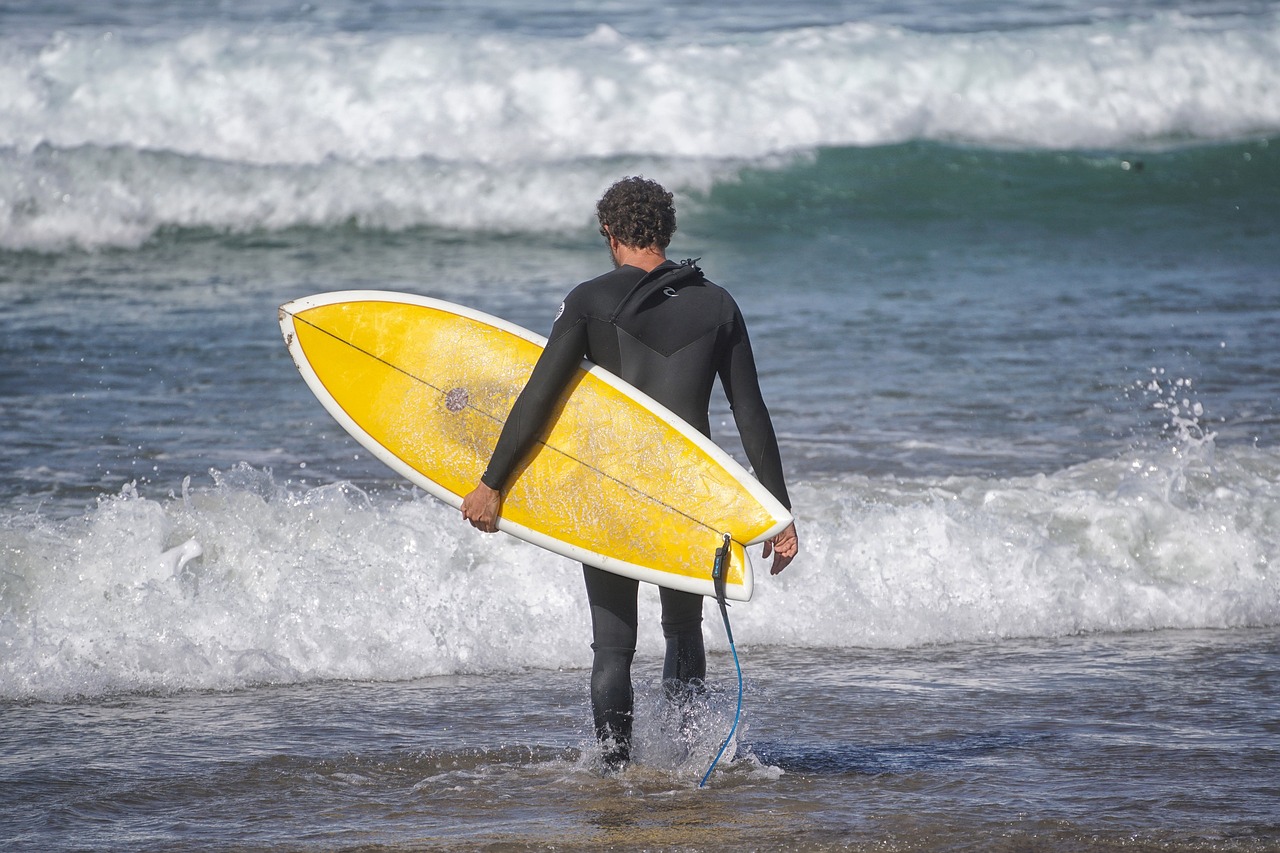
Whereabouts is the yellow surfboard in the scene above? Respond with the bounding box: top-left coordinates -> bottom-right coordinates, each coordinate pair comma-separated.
279,291 -> 792,601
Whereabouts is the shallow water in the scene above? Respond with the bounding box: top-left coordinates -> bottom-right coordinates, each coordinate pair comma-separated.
4,630 -> 1277,851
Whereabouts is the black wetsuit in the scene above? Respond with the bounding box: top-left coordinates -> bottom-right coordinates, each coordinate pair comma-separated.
481,259 -> 790,766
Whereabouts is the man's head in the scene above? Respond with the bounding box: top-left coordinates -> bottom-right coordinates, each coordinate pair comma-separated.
595,177 -> 676,250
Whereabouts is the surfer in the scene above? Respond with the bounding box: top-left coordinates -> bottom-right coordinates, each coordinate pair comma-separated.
461,176 -> 798,770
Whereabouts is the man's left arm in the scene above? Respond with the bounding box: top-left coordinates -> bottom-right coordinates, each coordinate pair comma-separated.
718,308 -> 797,574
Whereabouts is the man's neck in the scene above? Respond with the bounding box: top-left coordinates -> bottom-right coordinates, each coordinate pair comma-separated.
611,241 -> 667,272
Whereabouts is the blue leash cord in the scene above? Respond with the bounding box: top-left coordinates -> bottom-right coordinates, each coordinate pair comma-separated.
699,622 -> 743,787
700,534 -> 743,788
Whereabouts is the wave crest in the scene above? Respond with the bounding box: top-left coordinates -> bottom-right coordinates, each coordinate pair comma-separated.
6,18 -> 1278,164
3,15 -> 1278,250
3,438 -> 1277,701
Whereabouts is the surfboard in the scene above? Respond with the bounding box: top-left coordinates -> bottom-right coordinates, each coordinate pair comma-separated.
278,291 -> 792,601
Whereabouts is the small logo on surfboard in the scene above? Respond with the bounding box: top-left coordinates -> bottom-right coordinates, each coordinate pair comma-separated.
445,387 -> 469,412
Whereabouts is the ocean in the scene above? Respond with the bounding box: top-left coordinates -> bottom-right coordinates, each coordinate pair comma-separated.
2,0 -> 1278,849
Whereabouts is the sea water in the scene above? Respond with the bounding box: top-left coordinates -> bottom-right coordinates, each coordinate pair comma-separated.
2,0 -> 1279,850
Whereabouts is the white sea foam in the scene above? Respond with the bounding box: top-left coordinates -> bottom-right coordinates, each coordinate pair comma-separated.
0,144 -> 733,250
3,435 -> 1276,702
2,14 -> 1278,249
6,19 -> 1277,164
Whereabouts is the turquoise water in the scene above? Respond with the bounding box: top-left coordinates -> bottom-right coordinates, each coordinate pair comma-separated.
2,0 -> 1279,848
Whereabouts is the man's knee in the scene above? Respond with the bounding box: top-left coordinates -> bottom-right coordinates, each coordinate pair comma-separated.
660,611 -> 703,640
659,590 -> 704,639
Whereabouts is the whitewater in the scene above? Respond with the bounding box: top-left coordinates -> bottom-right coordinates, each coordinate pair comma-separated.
4,428 -> 1277,702
3,10 -> 1279,250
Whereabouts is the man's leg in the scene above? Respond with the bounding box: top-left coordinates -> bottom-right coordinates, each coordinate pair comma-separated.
659,587 -> 705,697
583,564 -> 638,769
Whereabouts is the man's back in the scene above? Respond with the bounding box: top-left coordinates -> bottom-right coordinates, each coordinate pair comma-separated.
558,260 -> 735,434
483,259 -> 788,508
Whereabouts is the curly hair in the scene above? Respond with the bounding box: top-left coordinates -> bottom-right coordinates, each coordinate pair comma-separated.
595,177 -> 676,250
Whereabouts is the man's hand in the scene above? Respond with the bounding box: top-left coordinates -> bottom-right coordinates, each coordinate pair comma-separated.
461,482 -> 502,533
762,521 -> 798,575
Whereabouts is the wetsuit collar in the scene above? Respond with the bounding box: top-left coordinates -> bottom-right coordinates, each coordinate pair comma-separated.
608,259 -> 704,325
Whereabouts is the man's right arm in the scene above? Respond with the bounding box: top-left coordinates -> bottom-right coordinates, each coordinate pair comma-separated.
461,312 -> 587,533
479,315 -> 588,492
460,481 -> 502,533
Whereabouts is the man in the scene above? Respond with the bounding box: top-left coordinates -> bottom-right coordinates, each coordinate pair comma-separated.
461,176 -> 798,770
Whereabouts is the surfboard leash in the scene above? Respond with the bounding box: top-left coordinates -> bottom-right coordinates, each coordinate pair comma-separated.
700,533 -> 744,788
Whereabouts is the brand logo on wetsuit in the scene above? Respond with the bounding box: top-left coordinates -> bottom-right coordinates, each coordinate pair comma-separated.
555,302 -> 565,322
663,287 -> 677,298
